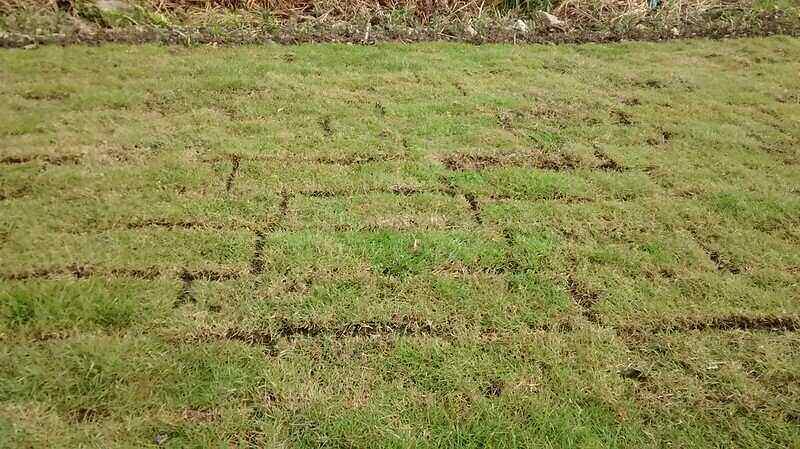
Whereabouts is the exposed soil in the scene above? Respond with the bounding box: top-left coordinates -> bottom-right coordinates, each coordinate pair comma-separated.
621,315 -> 800,335
69,407 -> 108,424
181,409 -> 218,423
0,154 -> 82,165
497,112 -> 514,131
463,193 -> 482,224
281,318 -> 441,339
110,267 -> 161,280
619,367 -> 648,382
593,150 -> 625,172
320,116 -> 333,137
620,97 -> 641,106
187,269 -> 242,281
390,185 -> 425,196
175,269 -> 196,306
126,219 -> 218,230
440,151 -> 579,171
225,154 -> 240,194
488,191 -> 594,203
483,379 -> 504,398
706,248 -> 741,274
249,231 -> 266,275
611,110 -> 635,126
441,153 -> 500,171
689,230 -> 742,274
1,267 -> 73,280
0,185 -> 33,201
193,316 -> 444,348
303,189 -> 342,198
438,175 -> 458,198
647,128 -> 673,146
1,265 -> 240,282
201,153 -> 400,166
314,154 -> 384,165
567,276 -> 601,323
502,228 -> 515,246
301,186 -> 441,198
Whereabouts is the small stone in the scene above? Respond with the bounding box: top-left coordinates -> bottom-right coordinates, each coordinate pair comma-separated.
540,11 -> 566,29
154,433 -> 169,446
512,19 -> 528,33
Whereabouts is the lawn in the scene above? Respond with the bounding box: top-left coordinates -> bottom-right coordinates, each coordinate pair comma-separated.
0,37 -> 799,448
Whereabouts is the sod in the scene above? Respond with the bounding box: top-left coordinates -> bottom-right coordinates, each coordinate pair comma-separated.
0,37 -> 799,448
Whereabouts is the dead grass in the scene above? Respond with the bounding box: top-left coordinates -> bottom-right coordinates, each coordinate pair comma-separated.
1,0 -> 796,46
555,0 -> 746,24
0,0 -> 766,24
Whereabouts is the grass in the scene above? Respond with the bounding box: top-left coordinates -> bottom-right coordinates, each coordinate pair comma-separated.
0,37 -> 799,448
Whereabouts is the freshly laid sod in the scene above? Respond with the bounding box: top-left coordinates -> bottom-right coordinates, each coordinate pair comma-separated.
1,37 -> 799,448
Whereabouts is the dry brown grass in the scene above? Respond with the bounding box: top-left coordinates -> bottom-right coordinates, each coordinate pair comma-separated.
0,0 -> 757,24
554,0 -> 749,24
1,0 -> 500,18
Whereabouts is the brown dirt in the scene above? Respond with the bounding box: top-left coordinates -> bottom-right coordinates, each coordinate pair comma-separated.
175,269 -> 196,306
225,154 -> 241,194
110,267 -> 161,279
0,154 -> 81,165
706,248 -> 741,274
390,185 -> 425,196
301,186 -> 440,198
567,276 -> 601,323
0,185 -> 33,201
191,316 -> 445,349
181,409 -> 219,423
125,219 -> 216,230
621,315 -> 800,335
619,367 -> 648,381
1,265 -> 244,282
483,379 -> 504,398
303,189 -> 342,198
69,407 -> 108,424
314,154 -> 384,165
593,149 -> 625,172
249,231 -> 266,275
463,192 -> 482,224
440,151 -> 579,171
689,230 -> 742,274
610,110 -> 634,126
647,128 -> 673,146
187,269 -> 242,281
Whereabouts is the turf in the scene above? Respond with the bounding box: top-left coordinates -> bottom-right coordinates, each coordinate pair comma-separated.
0,37 -> 799,448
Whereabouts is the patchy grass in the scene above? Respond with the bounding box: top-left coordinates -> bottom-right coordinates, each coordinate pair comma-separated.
1,37 -> 800,447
